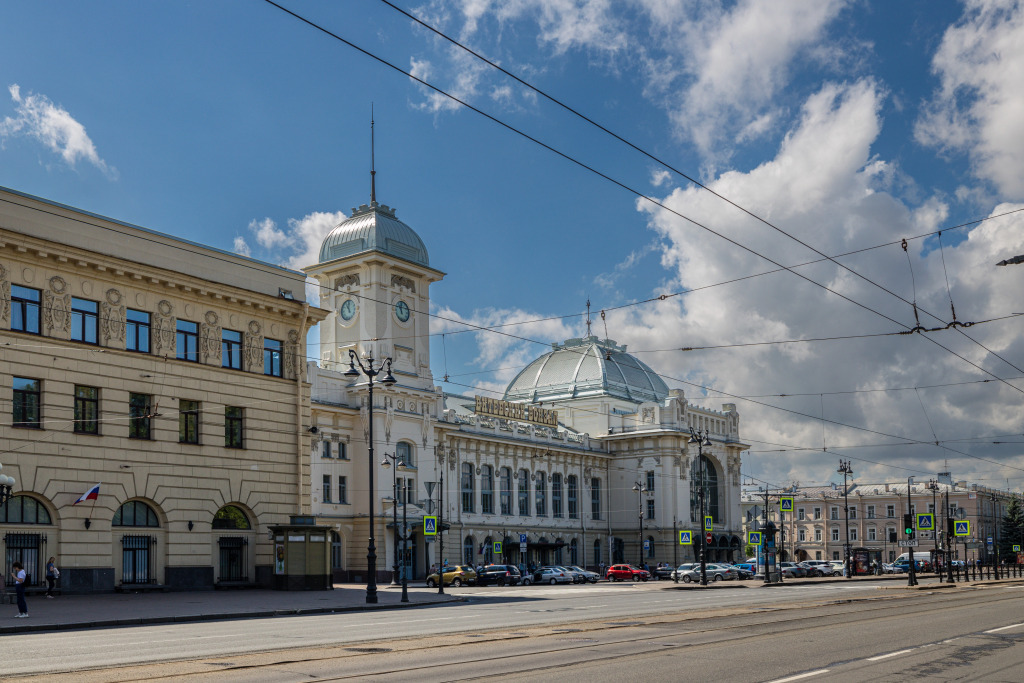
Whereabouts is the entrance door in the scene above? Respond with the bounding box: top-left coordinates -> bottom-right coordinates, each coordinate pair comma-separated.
400,534 -> 416,580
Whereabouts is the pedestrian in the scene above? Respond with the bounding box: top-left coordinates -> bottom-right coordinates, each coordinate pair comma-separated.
11,561 -> 27,618
45,557 -> 59,598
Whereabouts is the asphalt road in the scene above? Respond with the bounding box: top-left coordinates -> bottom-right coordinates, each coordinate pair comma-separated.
4,580 -> 1023,681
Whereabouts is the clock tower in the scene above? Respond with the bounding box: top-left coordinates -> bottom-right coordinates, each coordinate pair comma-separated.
304,199 -> 444,392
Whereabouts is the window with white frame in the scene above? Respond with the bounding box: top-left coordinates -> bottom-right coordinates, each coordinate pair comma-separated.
831,507 -> 839,520
867,505 -> 875,519
798,508 -> 805,520
831,527 -> 840,541
850,527 -> 858,541
887,504 -> 895,518
798,529 -> 806,542
814,528 -> 822,542
868,527 -> 876,541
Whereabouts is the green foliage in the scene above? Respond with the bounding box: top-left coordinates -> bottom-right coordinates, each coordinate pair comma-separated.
998,498 -> 1024,559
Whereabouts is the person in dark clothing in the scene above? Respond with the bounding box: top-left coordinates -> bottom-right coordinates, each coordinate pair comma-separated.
11,562 -> 28,617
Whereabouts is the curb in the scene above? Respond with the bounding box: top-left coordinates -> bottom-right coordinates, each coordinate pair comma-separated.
0,596 -> 466,635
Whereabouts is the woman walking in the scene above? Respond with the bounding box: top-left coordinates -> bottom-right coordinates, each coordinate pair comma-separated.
45,557 -> 58,598
11,561 -> 28,618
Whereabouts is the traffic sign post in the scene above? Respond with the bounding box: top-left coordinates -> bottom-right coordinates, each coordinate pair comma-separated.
779,497 -> 793,512
899,539 -> 919,548
704,515 -> 713,531
954,521 -> 970,537
493,541 -> 502,555
423,516 -> 437,535
916,513 -> 934,531
748,531 -> 762,546
705,531 -> 713,544
679,530 -> 692,545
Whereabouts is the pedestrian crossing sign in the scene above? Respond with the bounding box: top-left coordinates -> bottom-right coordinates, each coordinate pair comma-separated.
424,516 -> 437,535
748,531 -> 762,546
917,513 -> 934,531
780,497 -> 793,512
954,520 -> 970,537
679,530 -> 692,545
1014,545 -> 1021,553
493,541 -> 502,554
704,515 -> 713,531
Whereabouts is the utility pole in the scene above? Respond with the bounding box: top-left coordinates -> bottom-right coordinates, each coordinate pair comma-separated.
633,481 -> 647,566
689,428 -> 711,586
838,460 -> 853,579
907,477 -> 918,587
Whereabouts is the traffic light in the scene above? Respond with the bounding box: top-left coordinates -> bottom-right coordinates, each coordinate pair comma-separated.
947,518 -> 955,536
904,513 -> 915,538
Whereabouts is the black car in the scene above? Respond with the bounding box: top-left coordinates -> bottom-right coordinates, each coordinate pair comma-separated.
651,565 -> 675,580
475,564 -> 522,586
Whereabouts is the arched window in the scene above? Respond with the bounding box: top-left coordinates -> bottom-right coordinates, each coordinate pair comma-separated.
593,539 -> 602,566
396,441 -> 413,467
647,535 -> 656,559
213,505 -> 251,530
552,473 -> 563,518
499,467 -> 512,514
689,455 -> 720,523
461,462 -> 475,513
567,475 -> 578,519
569,538 -> 578,566
481,465 -> 494,514
463,536 -> 474,566
518,469 -> 530,516
554,538 -> 564,565
0,495 -> 52,524
535,471 -> 547,516
113,500 -> 159,527
483,536 -> 493,564
331,531 -> 343,569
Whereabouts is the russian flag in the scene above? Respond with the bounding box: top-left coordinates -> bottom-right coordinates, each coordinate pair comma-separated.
73,483 -> 100,505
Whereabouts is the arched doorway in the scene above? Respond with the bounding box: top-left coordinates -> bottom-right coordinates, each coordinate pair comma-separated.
113,500 -> 162,586
1,495 -> 55,587
213,505 -> 252,583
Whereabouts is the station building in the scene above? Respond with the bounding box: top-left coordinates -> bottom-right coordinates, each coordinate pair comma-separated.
0,186 -> 327,592
304,192 -> 750,582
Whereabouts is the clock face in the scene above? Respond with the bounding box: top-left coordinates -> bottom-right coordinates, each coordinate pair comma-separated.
395,300 -> 410,322
340,299 -> 356,321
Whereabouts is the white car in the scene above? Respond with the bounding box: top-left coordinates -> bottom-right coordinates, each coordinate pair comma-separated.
803,560 -> 836,576
533,567 -> 574,585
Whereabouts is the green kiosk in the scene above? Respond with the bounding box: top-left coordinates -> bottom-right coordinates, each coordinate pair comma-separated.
269,516 -> 332,590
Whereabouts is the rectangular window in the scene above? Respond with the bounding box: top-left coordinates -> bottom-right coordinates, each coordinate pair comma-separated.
590,478 -> 601,520
645,470 -> 655,492
567,476 -> 578,519
535,472 -> 546,517
461,463 -> 475,514
11,285 -> 41,334
868,527 -> 877,541
338,476 -> 348,504
222,329 -> 242,369
552,475 -> 563,518
831,507 -> 839,520
813,507 -> 821,520
13,377 -> 41,428
814,528 -> 822,542
887,504 -> 895,518
833,551 -> 840,561
129,393 -> 152,439
518,470 -> 530,516
264,338 -> 282,377
798,529 -> 806,542
500,469 -> 512,515
322,441 -> 332,458
815,551 -> 822,561
179,399 -> 200,444
322,475 -> 331,504
71,298 -> 99,344
73,385 -> 99,434
338,442 -> 348,460
797,508 -> 805,520
867,505 -> 876,519
646,498 -> 655,520
849,507 -> 857,519
481,467 -> 494,515
849,527 -> 858,541
126,309 -> 151,353
225,406 -> 244,448
831,527 -> 840,541
176,320 -> 199,362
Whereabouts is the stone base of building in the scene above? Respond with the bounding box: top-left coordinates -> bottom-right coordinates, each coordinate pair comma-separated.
165,566 -> 214,591
270,574 -> 333,590
62,567 -> 115,594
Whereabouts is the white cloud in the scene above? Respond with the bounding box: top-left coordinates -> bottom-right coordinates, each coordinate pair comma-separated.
248,217 -> 288,249
0,84 -> 116,177
650,169 -> 671,187
232,235 -> 251,257
916,0 -> 1024,199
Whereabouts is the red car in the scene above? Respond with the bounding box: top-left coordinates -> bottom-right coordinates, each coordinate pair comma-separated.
605,564 -> 650,582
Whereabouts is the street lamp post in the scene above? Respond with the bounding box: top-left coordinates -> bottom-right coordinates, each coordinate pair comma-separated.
343,348 -> 397,604
689,427 -> 711,586
944,486 -> 955,584
632,482 -> 646,567
838,460 -> 853,579
907,476 -> 918,587
989,493 -> 1000,579
928,480 -> 939,575
382,453 -> 410,603
0,463 -> 15,508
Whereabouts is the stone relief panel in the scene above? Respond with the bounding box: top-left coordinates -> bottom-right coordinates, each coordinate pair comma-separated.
335,274 -> 360,289
0,263 -> 9,327
200,311 -> 222,365
390,274 -> 415,293
284,329 -> 299,380
243,320 -> 263,372
43,276 -> 71,338
153,300 -> 176,356
100,288 -> 126,347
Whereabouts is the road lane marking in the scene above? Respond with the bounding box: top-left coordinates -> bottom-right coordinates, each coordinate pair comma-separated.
764,669 -> 829,683
984,623 -> 1024,633
867,648 -> 915,661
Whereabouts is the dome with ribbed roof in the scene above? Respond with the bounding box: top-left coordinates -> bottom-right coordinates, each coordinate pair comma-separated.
504,337 -> 669,405
318,201 -> 429,267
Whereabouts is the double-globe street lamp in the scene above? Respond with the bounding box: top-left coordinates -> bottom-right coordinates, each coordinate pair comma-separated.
343,348 -> 396,605
0,462 -> 15,507
382,452 -> 410,603
837,460 -> 853,579
688,427 -> 711,586
632,482 -> 647,567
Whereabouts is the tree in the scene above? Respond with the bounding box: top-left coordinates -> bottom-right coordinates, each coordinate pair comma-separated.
998,498 -> 1024,561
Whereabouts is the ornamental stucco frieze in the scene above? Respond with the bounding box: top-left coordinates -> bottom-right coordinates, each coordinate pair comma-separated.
100,288 -> 126,347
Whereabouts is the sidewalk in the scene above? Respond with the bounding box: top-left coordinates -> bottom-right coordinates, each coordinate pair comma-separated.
0,583 -> 462,635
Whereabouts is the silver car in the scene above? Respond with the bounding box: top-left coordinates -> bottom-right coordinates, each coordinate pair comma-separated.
672,562 -> 737,583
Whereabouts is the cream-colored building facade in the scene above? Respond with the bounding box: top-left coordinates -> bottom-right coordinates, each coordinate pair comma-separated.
304,195 -> 750,582
0,186 -> 326,592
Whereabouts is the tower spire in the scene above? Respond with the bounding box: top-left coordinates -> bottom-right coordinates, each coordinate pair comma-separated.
370,103 -> 376,205
585,298 -> 592,337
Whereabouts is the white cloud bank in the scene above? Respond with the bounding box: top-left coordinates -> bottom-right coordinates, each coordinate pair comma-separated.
0,85 -> 116,178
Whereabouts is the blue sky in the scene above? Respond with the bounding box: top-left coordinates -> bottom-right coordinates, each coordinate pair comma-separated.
3,0 -> 1024,491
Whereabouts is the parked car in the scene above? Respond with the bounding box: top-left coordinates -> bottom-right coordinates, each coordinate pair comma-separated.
533,567 -> 574,584
545,566 -> 584,583
882,562 -> 896,574
892,559 -> 930,574
426,565 -> 477,587
730,564 -> 755,580
802,560 -> 835,577
733,562 -> 757,574
606,564 -> 650,582
780,565 -> 801,578
673,563 -> 737,583
651,565 -> 676,580
780,562 -> 807,577
475,564 -> 522,586
569,565 -> 601,583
